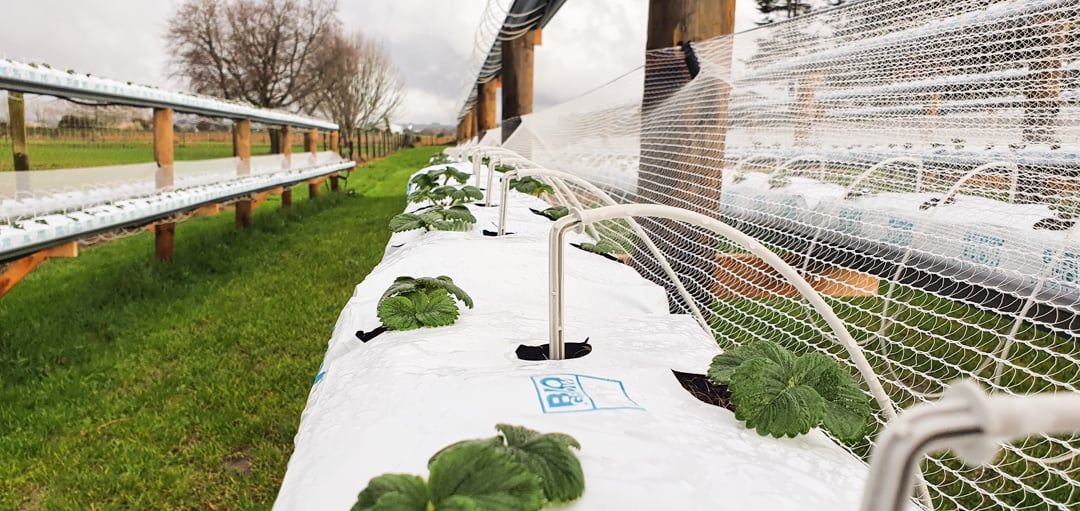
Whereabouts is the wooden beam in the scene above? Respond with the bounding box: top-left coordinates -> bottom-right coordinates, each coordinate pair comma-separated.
282,188 -> 293,208
7,92 -> 30,196
252,187 -> 284,210
533,29 -> 542,46
330,130 -> 340,153
0,242 -> 78,298
154,108 -> 175,262
146,203 -> 221,233
235,119 -> 253,228
501,30 -> 536,142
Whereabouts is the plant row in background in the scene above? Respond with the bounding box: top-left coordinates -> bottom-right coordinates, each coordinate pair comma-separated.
390,165 -> 482,233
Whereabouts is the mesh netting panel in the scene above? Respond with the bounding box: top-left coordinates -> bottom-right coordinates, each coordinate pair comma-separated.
492,1 -> 1080,509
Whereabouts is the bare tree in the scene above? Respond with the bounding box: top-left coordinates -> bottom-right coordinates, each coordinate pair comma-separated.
309,29 -> 404,148
166,0 -> 340,150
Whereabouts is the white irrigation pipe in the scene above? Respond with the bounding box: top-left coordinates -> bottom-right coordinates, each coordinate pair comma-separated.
861,380 -> 1080,511
500,169 -> 710,336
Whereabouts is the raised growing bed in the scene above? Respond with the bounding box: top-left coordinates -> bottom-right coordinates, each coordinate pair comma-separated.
273,157 -> 891,511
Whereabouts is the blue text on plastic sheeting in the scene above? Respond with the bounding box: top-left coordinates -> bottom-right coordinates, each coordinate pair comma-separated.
531,374 -> 643,414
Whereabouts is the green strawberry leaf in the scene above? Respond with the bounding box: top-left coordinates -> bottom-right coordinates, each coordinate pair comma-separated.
389,213 -> 428,233
440,205 -> 477,224
353,474 -> 429,511
418,276 -> 474,308
428,442 -> 544,511
377,295 -> 421,331
540,206 -> 569,220
708,340 -> 793,385
495,424 -> 584,503
729,357 -> 826,438
414,290 -> 460,327
801,354 -> 871,442
450,186 -> 484,204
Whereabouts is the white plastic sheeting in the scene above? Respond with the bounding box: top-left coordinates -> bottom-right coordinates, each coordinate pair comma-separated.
273,161 -> 883,511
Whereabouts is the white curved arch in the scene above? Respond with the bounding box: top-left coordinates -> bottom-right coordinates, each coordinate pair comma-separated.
845,157 -> 926,197
942,161 -> 1020,204
500,168 -> 712,336
552,204 -> 899,424
770,154 -> 828,187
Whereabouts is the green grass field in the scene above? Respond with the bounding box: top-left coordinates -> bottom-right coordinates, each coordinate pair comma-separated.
0,146 -> 441,510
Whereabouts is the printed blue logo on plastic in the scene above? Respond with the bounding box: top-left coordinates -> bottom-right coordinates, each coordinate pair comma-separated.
531,373 -> 643,414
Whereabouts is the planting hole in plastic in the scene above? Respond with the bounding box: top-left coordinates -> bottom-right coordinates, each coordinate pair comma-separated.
515,339 -> 592,361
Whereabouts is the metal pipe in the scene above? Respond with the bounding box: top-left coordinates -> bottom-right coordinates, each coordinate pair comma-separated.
504,168 -> 711,335
548,216 -> 577,360
861,380 -> 1080,511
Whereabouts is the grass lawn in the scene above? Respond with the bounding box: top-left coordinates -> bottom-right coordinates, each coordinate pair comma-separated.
0,146 -> 443,510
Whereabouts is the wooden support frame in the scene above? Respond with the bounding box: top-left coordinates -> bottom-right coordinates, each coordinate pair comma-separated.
281,125 -> 293,169
305,130 -> 320,199
153,107 -> 175,262
478,79 -> 498,133
713,253 -> 878,299
0,242 -> 78,298
501,30 -> 536,142
7,91 -> 30,196
235,119 -> 254,228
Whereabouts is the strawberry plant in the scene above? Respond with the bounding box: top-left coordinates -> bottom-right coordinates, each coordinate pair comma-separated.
389,206 -> 477,233
393,166 -> 482,233
377,276 -> 474,331
509,176 -> 555,197
353,424 -> 584,511
428,153 -> 452,165
707,340 -> 871,442
531,206 -> 569,220
576,239 -> 621,257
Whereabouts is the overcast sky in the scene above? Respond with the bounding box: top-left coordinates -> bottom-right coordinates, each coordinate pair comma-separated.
1,1 -> 762,126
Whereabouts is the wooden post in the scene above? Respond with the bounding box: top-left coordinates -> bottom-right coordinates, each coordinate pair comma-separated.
478,78 -> 499,137
235,119 -> 253,228
501,31 -> 536,142
306,128 -> 320,198
281,125 -> 293,169
794,73 -> 823,146
7,92 -> 30,196
635,0 -> 736,309
154,108 -> 175,262
464,112 -> 472,140
329,129 -> 341,191
1023,18 -> 1068,145
1019,17 -> 1070,203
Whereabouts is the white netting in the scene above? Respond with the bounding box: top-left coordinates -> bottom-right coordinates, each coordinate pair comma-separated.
473,1 -> 1080,509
